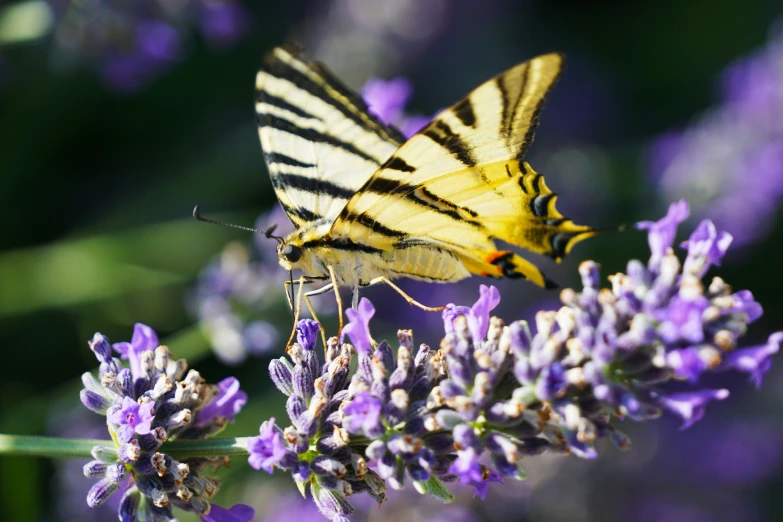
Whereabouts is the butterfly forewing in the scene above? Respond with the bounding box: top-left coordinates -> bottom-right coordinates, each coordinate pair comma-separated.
255,44 -> 405,228
329,53 -> 597,287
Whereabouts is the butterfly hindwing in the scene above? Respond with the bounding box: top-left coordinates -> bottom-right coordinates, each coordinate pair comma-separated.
329,53 -> 597,287
255,44 -> 405,228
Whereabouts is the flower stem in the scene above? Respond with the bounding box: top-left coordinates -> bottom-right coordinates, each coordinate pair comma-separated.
0,434 -> 252,459
0,434 -> 108,459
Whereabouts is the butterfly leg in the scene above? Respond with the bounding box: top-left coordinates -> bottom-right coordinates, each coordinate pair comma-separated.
364,276 -> 447,312
303,282 -> 337,351
284,276 -> 328,311
326,265 -> 344,337
286,276 -> 332,349
286,275 -> 308,348
351,285 -> 359,310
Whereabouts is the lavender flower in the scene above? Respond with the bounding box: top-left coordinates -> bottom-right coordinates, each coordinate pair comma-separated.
47,0 -> 250,92
79,323 -> 254,522
650,25 -> 783,245
249,200 -> 779,520
362,77 -> 431,137
190,240 -> 283,364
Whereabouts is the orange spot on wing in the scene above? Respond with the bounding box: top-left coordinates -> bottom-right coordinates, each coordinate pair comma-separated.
485,251 -> 510,264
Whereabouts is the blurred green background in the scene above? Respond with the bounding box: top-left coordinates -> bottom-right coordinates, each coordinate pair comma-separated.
2,0 -> 783,521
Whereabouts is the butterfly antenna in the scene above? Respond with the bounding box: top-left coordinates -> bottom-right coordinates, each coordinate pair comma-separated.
264,223 -> 285,244
192,205 -> 261,234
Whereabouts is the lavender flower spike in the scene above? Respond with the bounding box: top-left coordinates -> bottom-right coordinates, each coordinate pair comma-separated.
79,324 -> 253,521
248,201 -> 779,521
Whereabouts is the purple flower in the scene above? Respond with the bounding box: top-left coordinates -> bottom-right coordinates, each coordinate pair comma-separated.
136,20 -> 182,62
362,77 -> 413,126
681,220 -> 733,277
342,392 -> 383,437
442,284 -> 500,341
666,348 -> 707,383
470,469 -> 504,500
198,1 -> 251,50
729,290 -> 763,322
198,377 -> 247,425
112,323 -> 158,378
636,200 -> 689,269
449,448 -> 483,485
361,77 -> 432,138
341,298 -> 375,354
201,503 -> 255,522
723,332 -> 783,388
248,418 -> 288,473
468,285 -> 501,341
296,319 -> 320,351
651,27 -> 783,246
109,397 -> 155,443
81,325 -> 242,519
442,305 -> 471,335
657,389 -> 729,429
88,333 -> 112,363
656,295 -> 708,345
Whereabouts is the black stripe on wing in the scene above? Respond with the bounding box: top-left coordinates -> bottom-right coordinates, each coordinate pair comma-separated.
421,120 -> 477,167
272,172 -> 355,200
340,211 -> 408,239
256,91 -> 322,121
263,114 -> 379,164
264,153 -> 316,170
301,237 -> 384,254
261,47 -> 406,146
278,200 -> 321,224
363,176 -> 482,224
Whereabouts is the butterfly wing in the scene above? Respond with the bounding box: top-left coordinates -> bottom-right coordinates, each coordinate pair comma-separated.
329,53 -> 597,287
255,44 -> 406,228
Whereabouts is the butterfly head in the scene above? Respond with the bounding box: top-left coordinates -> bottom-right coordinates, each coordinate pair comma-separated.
277,241 -> 303,269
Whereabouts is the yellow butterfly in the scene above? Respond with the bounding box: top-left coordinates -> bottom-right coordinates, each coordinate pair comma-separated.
252,44 -> 599,338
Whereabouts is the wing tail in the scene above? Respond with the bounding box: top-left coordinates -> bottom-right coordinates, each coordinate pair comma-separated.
465,160 -> 600,262
454,249 -> 557,288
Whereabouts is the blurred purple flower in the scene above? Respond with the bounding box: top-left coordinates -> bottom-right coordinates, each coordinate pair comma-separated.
201,503 -> 255,522
722,332 -> 783,388
199,1 -> 251,50
470,469 -> 504,500
636,199 -> 689,269
361,77 -> 431,138
189,238 -> 284,364
48,0 -> 251,92
657,389 -> 729,430
650,25 -> 783,246
656,295 -> 708,345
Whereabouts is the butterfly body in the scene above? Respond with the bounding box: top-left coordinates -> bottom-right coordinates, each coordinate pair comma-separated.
277,221 -> 470,288
258,44 -> 601,304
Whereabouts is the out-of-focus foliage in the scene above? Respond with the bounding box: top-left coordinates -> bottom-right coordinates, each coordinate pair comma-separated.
2,0 -> 783,521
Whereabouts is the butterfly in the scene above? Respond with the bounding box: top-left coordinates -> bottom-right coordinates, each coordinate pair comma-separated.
253,43 -> 599,336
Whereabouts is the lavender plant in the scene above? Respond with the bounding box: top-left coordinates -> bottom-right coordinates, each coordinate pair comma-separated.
47,0 -> 250,91
79,324 -> 254,521
246,200 -> 780,520
0,201 -> 777,522
651,24 -> 783,246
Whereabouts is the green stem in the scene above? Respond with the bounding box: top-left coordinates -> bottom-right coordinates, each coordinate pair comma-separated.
0,435 -> 108,459
0,434 -> 252,460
